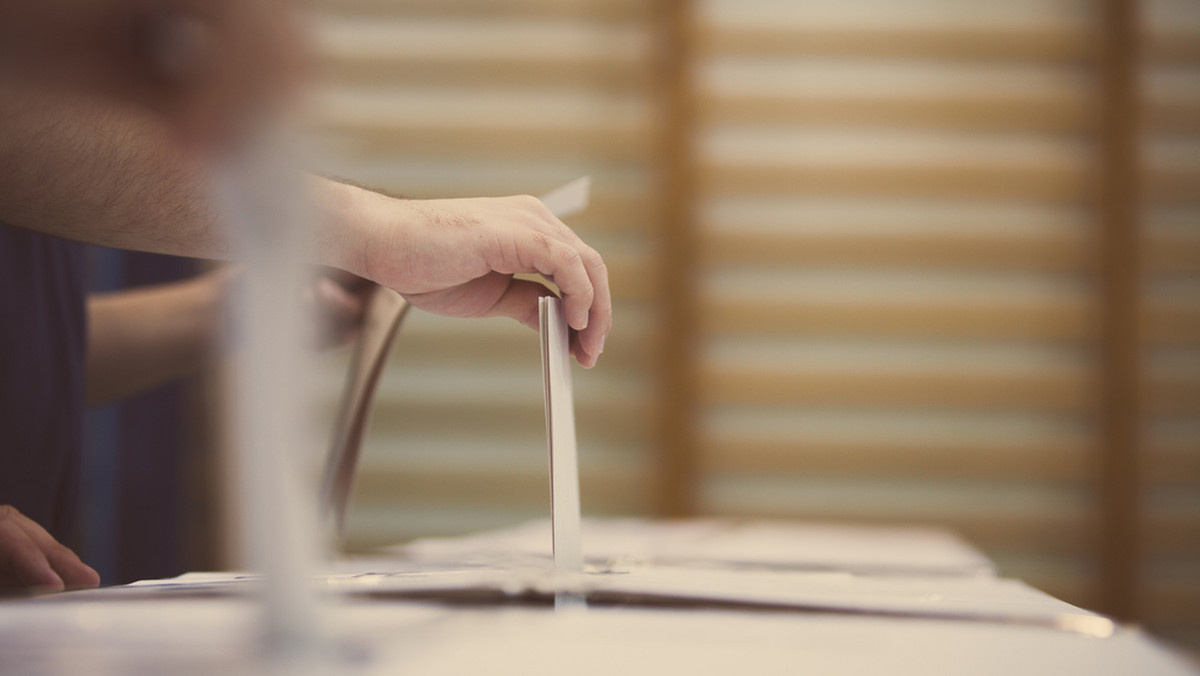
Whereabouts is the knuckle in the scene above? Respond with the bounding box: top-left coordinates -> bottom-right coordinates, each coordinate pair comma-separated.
585,248 -> 607,272
557,245 -> 583,269
532,231 -> 554,254
0,505 -> 16,522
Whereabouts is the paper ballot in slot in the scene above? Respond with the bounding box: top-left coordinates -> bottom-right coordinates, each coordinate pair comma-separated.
539,296 -> 583,576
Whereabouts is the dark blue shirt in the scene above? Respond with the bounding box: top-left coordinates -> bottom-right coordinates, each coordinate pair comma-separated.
0,222 -> 86,543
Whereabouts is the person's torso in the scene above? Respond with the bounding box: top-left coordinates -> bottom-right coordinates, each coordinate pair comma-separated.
0,221 -> 86,542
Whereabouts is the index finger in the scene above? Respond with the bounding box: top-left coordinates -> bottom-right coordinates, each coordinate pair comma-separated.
523,199 -> 611,364
572,243 -> 610,363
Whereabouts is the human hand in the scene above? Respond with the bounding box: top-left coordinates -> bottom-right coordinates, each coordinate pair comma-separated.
342,189 -> 611,368
0,506 -> 100,592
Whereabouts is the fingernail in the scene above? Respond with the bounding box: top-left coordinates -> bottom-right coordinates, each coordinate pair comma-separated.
598,333 -> 607,354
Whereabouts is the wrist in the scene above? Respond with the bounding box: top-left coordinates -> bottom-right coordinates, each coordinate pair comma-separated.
311,178 -> 394,279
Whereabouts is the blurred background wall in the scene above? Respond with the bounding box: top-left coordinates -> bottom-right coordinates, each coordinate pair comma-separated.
285,0 -> 1197,652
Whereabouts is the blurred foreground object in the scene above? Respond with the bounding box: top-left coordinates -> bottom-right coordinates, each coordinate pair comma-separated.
0,0 -> 303,147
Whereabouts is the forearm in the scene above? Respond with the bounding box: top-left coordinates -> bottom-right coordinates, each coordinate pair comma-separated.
0,85 -> 231,258
86,271 -> 229,404
0,86 -> 363,271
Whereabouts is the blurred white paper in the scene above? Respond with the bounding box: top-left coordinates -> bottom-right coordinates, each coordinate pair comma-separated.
539,176 -> 591,218
540,297 -> 583,577
534,175 -> 591,584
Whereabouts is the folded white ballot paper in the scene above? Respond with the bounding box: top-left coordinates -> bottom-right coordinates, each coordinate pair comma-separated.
538,175 -> 590,580
540,295 -> 583,577
535,175 -> 590,580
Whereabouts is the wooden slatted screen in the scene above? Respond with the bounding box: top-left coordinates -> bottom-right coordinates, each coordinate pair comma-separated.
1140,0 -> 1200,652
690,0 -> 1105,611
301,0 -> 657,546
295,0 -> 1198,654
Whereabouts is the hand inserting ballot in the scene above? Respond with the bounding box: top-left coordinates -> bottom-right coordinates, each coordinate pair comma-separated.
322,185 -> 612,368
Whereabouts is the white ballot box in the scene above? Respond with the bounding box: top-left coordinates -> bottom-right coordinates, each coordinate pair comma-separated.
1,519 -> 1196,676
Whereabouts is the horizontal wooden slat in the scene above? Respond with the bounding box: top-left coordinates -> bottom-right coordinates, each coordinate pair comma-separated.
700,366 -> 1092,411
703,439 -> 1200,484
382,329 -> 647,371
301,0 -> 645,20
361,398 -> 649,444
704,296 -> 1199,343
696,24 -> 1095,62
1146,232 -> 1200,274
699,161 -> 1089,201
1144,443 -> 1200,484
700,229 -> 1090,272
1147,302 -> 1200,344
316,371 -> 648,417
700,91 -> 1090,132
1144,514 -> 1200,555
604,255 -> 650,302
1147,28 -> 1200,64
1147,167 -> 1200,205
700,438 -> 1089,481
351,465 -> 652,511
1146,97 -> 1200,134
316,52 -> 646,90
315,119 -> 650,160
702,296 -> 1092,341
699,24 -> 1198,63
1137,516 -> 1200,557
558,196 -> 656,234
701,228 -> 1193,274
1146,372 -> 1200,414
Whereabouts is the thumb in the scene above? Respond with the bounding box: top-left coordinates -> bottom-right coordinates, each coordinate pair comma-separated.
476,275 -> 555,331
